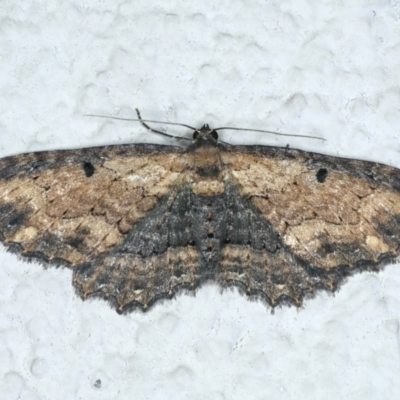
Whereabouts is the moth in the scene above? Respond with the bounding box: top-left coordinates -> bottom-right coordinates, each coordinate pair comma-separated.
1,109 -> 399,313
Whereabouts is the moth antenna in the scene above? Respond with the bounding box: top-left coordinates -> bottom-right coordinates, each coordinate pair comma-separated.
85,109 -> 195,142
86,111 -> 325,142
214,126 -> 326,142
135,109 -> 193,142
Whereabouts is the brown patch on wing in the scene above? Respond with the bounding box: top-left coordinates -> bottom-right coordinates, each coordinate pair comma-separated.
221,150 -> 400,271
73,246 -> 199,311
0,152 -> 191,266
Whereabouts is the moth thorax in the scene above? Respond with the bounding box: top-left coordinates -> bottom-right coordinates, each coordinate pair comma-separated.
194,146 -> 221,177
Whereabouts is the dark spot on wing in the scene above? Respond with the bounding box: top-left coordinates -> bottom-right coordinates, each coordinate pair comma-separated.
316,168 -> 328,183
67,236 -> 85,249
75,262 -> 96,280
374,215 -> 400,247
8,212 -> 28,227
0,204 -> 33,238
322,242 -> 334,254
83,162 -> 95,178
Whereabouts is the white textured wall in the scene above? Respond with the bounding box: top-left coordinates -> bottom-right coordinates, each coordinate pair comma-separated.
1,1 -> 400,399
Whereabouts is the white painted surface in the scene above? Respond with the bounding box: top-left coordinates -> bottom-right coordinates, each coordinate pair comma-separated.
1,1 -> 400,399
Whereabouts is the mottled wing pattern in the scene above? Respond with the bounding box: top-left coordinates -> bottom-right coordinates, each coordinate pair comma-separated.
2,137 -> 400,313
220,147 -> 400,305
73,184 -> 202,311
0,144 -> 200,310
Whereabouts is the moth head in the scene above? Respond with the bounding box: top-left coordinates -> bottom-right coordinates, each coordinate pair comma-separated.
193,124 -> 219,142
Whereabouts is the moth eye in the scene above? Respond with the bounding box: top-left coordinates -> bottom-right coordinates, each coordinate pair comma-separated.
193,131 -> 199,139
316,168 -> 328,183
211,130 -> 218,140
83,162 -> 95,178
